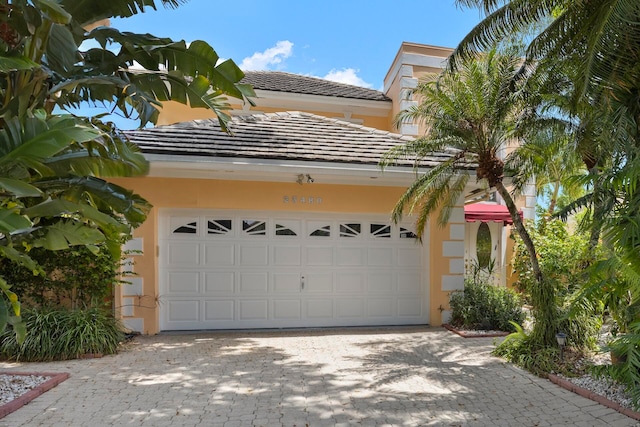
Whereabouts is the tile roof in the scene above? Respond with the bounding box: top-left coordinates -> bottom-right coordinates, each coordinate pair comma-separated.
241,71 -> 390,102
126,112 -> 464,168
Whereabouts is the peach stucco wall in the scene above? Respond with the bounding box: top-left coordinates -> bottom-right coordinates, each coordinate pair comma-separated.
156,101 -> 391,131
111,176 -> 454,333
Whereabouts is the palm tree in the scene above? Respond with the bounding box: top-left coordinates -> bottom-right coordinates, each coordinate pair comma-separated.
381,48 -> 560,346
0,0 -> 255,340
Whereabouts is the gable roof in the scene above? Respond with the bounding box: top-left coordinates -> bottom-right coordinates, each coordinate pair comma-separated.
241,71 -> 390,102
126,111 -> 462,168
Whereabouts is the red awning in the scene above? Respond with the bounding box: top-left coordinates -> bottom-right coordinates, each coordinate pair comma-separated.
464,203 -> 522,226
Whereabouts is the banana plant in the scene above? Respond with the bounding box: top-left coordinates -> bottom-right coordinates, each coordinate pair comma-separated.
1,0 -> 254,342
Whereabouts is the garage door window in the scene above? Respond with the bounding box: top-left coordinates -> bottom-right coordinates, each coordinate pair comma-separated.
173,221 -> 197,234
275,223 -> 297,236
340,223 -> 361,238
207,219 -> 232,235
243,220 -> 266,236
310,224 -> 331,237
370,224 -> 391,238
400,228 -> 417,239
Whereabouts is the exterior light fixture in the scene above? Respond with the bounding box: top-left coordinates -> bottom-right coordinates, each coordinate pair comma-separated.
306,174 -> 314,183
555,332 -> 567,361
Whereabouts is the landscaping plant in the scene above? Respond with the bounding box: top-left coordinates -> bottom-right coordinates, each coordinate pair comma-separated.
0,307 -> 123,361
449,280 -> 524,332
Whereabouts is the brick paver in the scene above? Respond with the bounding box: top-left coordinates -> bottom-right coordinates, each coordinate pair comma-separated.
0,327 -> 637,426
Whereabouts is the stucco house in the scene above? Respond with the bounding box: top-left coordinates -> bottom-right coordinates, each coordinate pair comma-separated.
114,42 -> 534,334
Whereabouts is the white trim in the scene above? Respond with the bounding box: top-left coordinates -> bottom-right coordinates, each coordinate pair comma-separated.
146,154 -> 427,187
384,52 -> 448,93
249,89 -> 391,117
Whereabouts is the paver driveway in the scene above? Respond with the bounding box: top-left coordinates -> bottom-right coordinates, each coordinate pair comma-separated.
0,326 -> 636,426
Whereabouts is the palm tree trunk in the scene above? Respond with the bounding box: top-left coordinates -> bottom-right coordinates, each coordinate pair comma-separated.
495,181 -> 558,347
547,183 -> 560,217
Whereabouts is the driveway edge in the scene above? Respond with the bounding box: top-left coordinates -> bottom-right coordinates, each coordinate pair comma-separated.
548,373 -> 640,421
0,372 -> 70,419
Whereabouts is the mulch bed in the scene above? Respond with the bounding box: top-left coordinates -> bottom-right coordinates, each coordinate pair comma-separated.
0,372 -> 69,419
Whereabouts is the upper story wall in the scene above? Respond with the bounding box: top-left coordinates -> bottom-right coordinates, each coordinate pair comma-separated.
383,42 -> 451,136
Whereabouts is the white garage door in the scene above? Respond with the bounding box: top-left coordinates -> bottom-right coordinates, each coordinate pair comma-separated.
159,210 -> 428,330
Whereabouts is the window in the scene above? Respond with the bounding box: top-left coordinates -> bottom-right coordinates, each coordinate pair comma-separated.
399,228 -> 417,239
476,222 -> 492,268
243,220 -> 266,236
340,223 -> 361,238
310,225 -> 331,237
275,224 -> 297,236
370,224 -> 391,238
207,219 -> 232,235
173,221 -> 197,234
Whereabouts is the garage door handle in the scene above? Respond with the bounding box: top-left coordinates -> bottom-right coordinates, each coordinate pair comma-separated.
301,276 -> 305,290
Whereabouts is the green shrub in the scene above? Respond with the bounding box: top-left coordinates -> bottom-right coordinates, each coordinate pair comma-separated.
0,307 -> 124,361
493,323 -> 560,376
449,280 -> 525,331
0,246 -> 120,309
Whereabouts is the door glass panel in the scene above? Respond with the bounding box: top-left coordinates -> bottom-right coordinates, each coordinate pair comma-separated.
173,221 -> 197,234
370,224 -> 391,238
310,225 -> 331,237
340,223 -> 361,237
275,224 -> 297,236
399,228 -> 417,239
476,222 -> 492,268
207,219 -> 232,235
243,220 -> 266,236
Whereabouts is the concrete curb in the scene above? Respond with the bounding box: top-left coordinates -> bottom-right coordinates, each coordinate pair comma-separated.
548,373 -> 640,421
0,372 -> 70,419
442,323 -> 510,338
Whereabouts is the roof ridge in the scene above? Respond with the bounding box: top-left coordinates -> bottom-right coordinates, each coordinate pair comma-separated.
243,70 -> 383,93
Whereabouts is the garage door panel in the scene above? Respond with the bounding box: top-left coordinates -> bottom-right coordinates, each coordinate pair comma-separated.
167,271 -> 199,294
240,245 -> 268,266
337,298 -> 364,318
336,272 -> 364,292
204,272 -> 234,294
306,299 -> 333,318
368,248 -> 393,266
167,300 -> 200,321
273,273 -> 301,293
239,300 -> 268,320
204,244 -> 235,266
273,245 -> 301,266
167,243 -> 199,266
337,247 -> 365,266
239,272 -> 268,294
160,211 -> 427,330
397,272 -> 421,293
273,300 -> 301,319
368,298 -> 394,317
306,273 -> 333,292
368,272 -> 394,292
398,298 -> 422,316
204,300 -> 235,320
305,246 -> 333,265
398,248 -> 421,266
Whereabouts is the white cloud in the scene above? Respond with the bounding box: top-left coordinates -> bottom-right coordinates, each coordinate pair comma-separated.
240,40 -> 294,71
323,68 -> 373,88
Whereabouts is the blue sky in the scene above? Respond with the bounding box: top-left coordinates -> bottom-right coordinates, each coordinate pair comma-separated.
98,1 -> 484,128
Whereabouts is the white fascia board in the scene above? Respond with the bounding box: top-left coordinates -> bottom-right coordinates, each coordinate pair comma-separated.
145,153 -> 422,187
144,154 -> 481,190
250,90 -> 391,117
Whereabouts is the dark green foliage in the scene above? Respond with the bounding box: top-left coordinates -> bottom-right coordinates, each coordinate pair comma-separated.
557,307 -> 601,351
0,245 -> 118,309
0,308 -> 124,361
593,320 -> 640,410
449,281 -> 525,332
493,323 -> 560,376
512,218 -> 591,301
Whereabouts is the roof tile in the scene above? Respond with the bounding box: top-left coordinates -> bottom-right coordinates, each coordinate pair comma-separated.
126,112 -> 466,168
